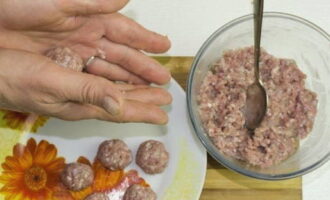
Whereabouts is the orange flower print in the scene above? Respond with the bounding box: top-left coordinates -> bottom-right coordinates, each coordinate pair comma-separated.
2,110 -> 49,133
0,138 -> 65,200
69,157 -> 148,200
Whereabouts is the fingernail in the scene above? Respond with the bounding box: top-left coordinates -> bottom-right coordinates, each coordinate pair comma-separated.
103,97 -> 120,115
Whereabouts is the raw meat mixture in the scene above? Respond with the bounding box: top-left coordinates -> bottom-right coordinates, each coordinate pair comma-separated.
198,47 -> 317,168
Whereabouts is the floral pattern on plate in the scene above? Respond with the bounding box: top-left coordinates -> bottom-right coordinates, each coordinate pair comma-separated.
0,110 -> 48,133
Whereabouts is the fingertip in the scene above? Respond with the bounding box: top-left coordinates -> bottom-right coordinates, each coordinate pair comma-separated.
150,57 -> 172,85
153,109 -> 169,125
164,71 -> 172,84
144,61 -> 171,85
155,88 -> 172,105
148,33 -> 172,53
111,0 -> 130,11
147,103 -> 169,124
163,35 -> 172,51
165,90 -> 173,104
156,69 -> 172,85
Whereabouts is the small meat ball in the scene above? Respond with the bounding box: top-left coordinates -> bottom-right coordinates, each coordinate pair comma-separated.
61,163 -> 94,191
45,47 -> 84,71
123,184 -> 157,200
84,192 -> 109,200
97,139 -> 132,170
136,140 -> 169,174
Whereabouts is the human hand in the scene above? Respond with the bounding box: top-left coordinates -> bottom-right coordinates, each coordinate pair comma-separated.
0,48 -> 171,124
0,0 -> 171,85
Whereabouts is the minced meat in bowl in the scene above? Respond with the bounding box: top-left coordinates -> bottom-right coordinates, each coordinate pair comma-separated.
187,12 -> 330,180
198,46 -> 317,168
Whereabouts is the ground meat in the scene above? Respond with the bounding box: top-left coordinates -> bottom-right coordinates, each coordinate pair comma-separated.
97,139 -> 132,170
198,47 -> 317,168
45,47 -> 84,71
136,140 -> 169,174
123,184 -> 157,200
61,163 -> 94,191
84,192 -> 109,200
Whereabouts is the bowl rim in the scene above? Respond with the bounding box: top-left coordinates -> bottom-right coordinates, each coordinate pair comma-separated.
186,11 -> 330,180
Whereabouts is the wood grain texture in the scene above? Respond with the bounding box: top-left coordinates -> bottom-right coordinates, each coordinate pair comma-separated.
154,56 -> 302,200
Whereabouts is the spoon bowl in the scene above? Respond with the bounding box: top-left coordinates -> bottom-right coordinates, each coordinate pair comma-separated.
245,81 -> 267,130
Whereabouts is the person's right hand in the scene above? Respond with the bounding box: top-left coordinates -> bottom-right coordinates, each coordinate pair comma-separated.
0,48 -> 171,124
0,0 -> 171,85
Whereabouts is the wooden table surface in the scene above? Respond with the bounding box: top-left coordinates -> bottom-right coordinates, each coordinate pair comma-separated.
155,57 -> 302,200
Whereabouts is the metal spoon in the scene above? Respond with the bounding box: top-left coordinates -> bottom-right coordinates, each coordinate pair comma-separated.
244,0 -> 267,131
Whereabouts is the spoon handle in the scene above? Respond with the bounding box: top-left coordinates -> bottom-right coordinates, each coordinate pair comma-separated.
253,0 -> 264,82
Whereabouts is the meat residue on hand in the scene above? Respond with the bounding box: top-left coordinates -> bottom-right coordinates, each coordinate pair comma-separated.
45,47 -> 84,72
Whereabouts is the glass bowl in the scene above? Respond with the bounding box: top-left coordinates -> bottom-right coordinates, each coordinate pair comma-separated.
187,12 -> 330,180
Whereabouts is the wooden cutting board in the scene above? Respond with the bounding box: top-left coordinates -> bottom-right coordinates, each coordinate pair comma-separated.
154,56 -> 302,200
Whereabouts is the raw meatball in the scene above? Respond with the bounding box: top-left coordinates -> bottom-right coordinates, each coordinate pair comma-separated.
84,193 -> 109,200
45,47 -> 84,71
61,163 -> 94,191
123,184 -> 157,200
97,139 -> 132,170
136,140 -> 169,174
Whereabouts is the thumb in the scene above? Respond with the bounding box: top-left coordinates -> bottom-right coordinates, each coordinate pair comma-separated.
53,68 -> 123,115
57,0 -> 129,16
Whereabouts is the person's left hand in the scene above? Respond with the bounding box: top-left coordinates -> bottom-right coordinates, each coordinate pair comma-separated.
0,48 -> 171,124
0,0 -> 171,85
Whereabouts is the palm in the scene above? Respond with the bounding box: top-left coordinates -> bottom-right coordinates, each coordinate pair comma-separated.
2,8 -> 105,58
25,17 -> 105,57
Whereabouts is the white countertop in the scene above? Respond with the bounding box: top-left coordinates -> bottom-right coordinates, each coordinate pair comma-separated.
122,0 -> 329,56
122,0 -> 330,199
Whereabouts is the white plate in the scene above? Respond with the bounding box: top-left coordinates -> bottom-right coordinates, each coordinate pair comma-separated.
0,79 -> 206,200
